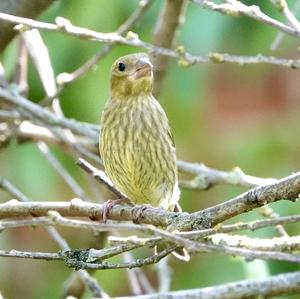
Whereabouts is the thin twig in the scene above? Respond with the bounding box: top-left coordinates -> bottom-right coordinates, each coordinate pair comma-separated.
271,0 -> 300,50
207,233 -> 300,252
77,158 -> 125,199
258,205 -> 289,237
178,214 -> 300,238
0,87 -> 99,139
271,0 -> 300,31
177,161 -> 277,189
0,177 -> 28,202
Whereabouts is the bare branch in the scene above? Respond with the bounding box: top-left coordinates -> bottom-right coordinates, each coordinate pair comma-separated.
271,0 -> 300,50
178,214 -> 300,238
0,87 -> 99,139
77,158 -> 124,199
258,205 -> 289,237
0,249 -> 61,260
2,214 -> 300,240
188,171 -> 300,230
111,270 -> 300,299
112,236 -> 300,265
271,0 -> 300,31
0,176 -> 104,297
2,213 -> 300,267
0,170 -> 299,231
0,177 -> 28,202
177,161 -> 277,189
207,233 -> 300,252
0,12 -> 300,69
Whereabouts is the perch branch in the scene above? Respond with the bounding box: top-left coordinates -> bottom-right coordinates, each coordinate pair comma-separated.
0,169 -> 299,230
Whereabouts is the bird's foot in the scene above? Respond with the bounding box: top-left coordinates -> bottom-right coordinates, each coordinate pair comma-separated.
102,198 -> 130,222
131,204 -> 152,223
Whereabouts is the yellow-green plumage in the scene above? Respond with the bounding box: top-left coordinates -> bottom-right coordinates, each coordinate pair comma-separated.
100,53 -> 180,211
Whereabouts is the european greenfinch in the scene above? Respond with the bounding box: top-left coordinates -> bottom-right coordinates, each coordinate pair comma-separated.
100,53 -> 180,212
100,53 -> 189,261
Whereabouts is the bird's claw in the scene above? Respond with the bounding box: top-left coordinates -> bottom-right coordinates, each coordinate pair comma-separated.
131,204 -> 151,223
102,198 -> 130,222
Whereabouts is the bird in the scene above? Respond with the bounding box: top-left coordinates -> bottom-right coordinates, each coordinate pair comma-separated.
100,53 -> 189,260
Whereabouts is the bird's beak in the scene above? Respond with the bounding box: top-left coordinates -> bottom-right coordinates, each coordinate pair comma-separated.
134,58 -> 153,80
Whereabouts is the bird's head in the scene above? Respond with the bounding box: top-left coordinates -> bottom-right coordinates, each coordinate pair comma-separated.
110,53 -> 153,98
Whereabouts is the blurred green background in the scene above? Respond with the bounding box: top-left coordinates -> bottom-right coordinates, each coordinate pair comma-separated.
1,0 -> 300,298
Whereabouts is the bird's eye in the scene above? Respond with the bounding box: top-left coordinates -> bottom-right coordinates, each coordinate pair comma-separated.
118,62 -> 126,72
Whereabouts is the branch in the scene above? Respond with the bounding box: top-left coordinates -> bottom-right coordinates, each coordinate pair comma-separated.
187,171 -> 300,230
111,270 -> 300,299
0,87 -> 99,139
207,233 -> 300,252
0,175 -> 105,297
109,237 -> 300,265
0,170 -> 299,230
0,176 -> 28,202
1,241 -> 300,296
77,158 -> 124,199
2,213 -> 300,266
258,205 -> 289,237
0,12 -> 300,69
271,0 -> 300,50
177,161 -> 277,189
179,214 -> 300,238
272,0 -> 300,31
2,213 -> 300,242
